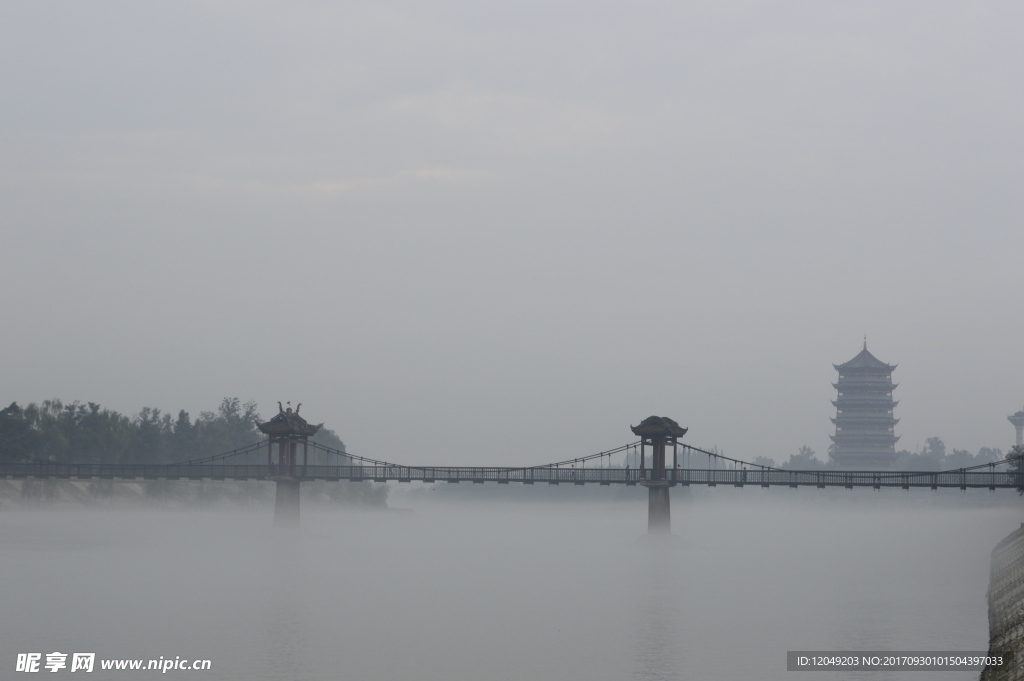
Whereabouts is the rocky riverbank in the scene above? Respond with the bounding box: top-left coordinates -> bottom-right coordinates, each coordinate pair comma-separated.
981,523 -> 1024,680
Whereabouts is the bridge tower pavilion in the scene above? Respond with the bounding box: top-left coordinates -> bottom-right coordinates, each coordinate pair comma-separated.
257,403 -> 322,527
830,341 -> 899,469
631,416 -> 687,534
1009,407 -> 1024,448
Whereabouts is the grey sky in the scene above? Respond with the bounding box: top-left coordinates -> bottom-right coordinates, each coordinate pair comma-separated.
1,1 -> 1021,465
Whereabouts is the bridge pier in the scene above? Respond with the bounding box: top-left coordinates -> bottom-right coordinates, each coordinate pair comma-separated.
274,479 -> 301,527
645,482 -> 671,534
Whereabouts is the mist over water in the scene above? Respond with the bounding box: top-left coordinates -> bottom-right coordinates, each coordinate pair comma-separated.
1,489 -> 1018,680
2,2 -> 1021,679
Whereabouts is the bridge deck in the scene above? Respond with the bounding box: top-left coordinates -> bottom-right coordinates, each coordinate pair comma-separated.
1,464 -> 1017,489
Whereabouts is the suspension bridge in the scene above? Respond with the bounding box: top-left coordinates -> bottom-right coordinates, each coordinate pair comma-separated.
1,410 -> 1019,532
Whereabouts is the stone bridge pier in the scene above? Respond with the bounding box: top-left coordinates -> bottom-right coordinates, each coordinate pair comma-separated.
644,482 -> 672,533
273,479 -> 301,527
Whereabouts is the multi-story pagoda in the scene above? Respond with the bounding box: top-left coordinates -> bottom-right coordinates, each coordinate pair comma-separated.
830,341 -> 899,468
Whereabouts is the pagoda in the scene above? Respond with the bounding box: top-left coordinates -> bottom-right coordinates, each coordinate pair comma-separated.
257,402 -> 322,527
830,341 -> 899,468
257,402 -> 322,473
630,415 -> 687,534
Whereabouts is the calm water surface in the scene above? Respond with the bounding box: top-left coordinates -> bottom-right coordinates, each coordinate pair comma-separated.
1,488 -> 1020,680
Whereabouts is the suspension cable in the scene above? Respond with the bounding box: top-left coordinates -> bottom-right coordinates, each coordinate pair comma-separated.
80,435 -> 1024,477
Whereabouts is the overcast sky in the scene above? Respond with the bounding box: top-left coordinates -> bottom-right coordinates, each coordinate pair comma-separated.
1,1 -> 1021,466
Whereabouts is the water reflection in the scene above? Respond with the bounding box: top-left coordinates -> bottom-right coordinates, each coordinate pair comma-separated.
260,533 -> 310,681
632,538 -> 686,680
262,596 -> 308,681
0,496 -> 1018,681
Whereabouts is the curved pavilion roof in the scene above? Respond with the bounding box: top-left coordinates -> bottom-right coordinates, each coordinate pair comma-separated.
630,416 -> 688,439
257,403 -> 323,438
834,342 -> 896,371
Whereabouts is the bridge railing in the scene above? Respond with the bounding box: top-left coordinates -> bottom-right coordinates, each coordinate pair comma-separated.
666,468 -> 1018,488
0,463 -> 275,480
1,463 -> 1020,489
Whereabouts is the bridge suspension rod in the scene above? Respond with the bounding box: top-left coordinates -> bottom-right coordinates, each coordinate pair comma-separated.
128,437 -> 1024,479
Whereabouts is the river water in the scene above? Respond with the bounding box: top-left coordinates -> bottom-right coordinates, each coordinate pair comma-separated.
1,487 -> 1020,680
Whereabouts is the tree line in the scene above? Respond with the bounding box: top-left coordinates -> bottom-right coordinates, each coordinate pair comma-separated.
0,397 -> 349,465
769,438 -> 1011,471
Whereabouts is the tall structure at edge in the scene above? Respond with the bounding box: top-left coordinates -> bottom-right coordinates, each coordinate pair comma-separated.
830,340 -> 899,468
1009,406 -> 1024,448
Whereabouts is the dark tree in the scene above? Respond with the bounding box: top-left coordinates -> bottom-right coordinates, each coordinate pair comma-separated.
1009,445 -> 1024,495
0,402 -> 39,461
